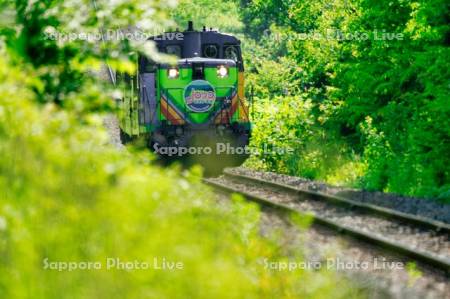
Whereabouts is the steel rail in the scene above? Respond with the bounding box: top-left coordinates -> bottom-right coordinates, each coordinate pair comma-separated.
203,177 -> 450,274
222,170 -> 450,234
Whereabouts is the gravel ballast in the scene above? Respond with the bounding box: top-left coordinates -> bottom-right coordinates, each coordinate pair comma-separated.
214,191 -> 450,299
210,175 -> 450,259
103,114 -> 124,149
228,167 -> 450,224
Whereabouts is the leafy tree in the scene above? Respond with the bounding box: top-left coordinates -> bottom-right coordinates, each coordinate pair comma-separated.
0,1 -> 365,298
240,0 -> 450,200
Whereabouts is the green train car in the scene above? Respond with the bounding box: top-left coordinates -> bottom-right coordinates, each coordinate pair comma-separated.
116,21 -> 251,166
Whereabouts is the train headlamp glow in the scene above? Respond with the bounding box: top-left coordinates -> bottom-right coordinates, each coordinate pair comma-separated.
217,65 -> 228,78
168,67 -> 179,79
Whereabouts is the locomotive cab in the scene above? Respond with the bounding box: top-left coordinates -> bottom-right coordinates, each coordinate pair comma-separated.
117,21 -> 251,166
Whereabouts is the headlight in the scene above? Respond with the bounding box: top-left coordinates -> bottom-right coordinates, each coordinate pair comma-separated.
168,67 -> 179,79
217,65 -> 228,78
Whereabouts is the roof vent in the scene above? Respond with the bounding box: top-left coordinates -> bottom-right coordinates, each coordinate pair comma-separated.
187,21 -> 194,31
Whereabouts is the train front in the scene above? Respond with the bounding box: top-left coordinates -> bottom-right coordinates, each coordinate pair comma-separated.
140,22 -> 251,167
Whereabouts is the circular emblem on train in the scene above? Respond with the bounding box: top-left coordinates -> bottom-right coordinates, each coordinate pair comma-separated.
184,80 -> 216,113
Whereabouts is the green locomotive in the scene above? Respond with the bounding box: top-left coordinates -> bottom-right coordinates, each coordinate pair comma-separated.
116,21 -> 251,166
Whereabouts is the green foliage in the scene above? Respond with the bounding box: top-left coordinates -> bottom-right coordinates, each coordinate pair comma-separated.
406,262 -> 422,286
238,0 -> 300,38
0,53 -> 363,299
2,0 -> 174,111
246,95 -> 364,186
0,1 -> 365,298
171,0 -> 243,34
240,0 -> 450,201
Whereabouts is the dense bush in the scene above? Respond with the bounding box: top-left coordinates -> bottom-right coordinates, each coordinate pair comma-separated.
0,1 -> 364,298
246,95 -> 365,186
239,0 -> 450,201
172,0 -> 244,34
0,52 -> 364,299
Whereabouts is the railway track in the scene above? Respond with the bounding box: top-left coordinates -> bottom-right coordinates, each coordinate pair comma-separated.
204,169 -> 450,274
